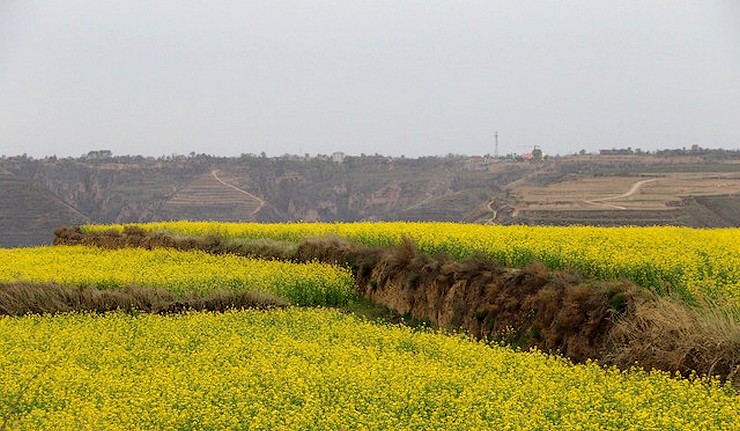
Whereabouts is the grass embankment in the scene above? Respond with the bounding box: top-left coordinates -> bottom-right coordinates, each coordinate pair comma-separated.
0,282 -> 287,316
1,309 -> 737,431
55,226 -> 740,385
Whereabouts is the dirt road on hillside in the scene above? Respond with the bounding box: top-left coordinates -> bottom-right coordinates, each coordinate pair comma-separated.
211,170 -> 265,215
584,178 -> 658,210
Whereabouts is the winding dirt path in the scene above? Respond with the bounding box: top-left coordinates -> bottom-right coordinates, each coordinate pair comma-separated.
210,170 -> 265,215
584,178 -> 658,210
484,200 -> 497,224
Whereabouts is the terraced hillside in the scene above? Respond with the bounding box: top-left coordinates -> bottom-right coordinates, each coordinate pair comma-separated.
694,194 -> 740,224
505,196 -> 740,227
505,171 -> 740,227
0,171 -> 89,247
1,152 -> 739,247
397,190 -> 486,221
155,171 -> 263,221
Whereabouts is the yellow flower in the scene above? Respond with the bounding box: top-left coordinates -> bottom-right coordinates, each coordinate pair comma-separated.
0,309 -> 737,430
0,245 -> 354,306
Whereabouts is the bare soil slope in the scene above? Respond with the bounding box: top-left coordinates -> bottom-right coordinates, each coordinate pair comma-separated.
0,171 -> 90,247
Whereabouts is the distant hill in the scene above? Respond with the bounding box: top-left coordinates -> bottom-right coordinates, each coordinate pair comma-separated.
1,151 -> 738,247
0,169 -> 90,247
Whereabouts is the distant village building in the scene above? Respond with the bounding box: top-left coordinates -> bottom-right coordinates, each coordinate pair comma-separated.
519,145 -> 546,161
331,151 -> 345,163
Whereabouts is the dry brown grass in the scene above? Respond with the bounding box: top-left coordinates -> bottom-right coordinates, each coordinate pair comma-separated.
610,294 -> 740,385
0,282 -> 287,316
360,239 -> 624,363
54,226 -> 299,260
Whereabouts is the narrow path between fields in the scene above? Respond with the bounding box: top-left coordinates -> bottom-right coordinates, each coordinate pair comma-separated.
211,170 -> 265,215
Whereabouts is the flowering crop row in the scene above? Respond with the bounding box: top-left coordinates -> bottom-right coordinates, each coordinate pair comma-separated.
85,222 -> 740,303
0,308 -> 736,430
0,246 -> 354,306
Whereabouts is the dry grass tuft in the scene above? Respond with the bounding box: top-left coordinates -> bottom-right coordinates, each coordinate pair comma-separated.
0,282 -> 287,316
610,294 -> 740,385
54,226 -> 299,260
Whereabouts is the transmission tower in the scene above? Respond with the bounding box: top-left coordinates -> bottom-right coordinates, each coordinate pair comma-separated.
494,131 -> 499,159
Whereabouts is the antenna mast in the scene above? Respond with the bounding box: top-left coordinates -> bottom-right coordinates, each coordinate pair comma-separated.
494,131 -> 499,159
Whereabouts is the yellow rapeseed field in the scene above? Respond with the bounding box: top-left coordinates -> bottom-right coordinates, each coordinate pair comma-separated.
85,221 -> 740,302
0,245 -> 354,306
0,308 -> 737,430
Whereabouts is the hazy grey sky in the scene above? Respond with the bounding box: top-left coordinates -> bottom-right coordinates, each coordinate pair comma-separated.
2,1 -> 739,158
